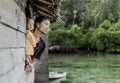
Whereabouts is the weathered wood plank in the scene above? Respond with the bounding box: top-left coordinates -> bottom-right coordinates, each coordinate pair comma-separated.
11,48 -> 25,66
0,48 -> 25,76
0,0 -> 26,33
7,63 -> 26,83
16,7 -> 26,33
0,74 -> 9,83
0,62 -> 26,83
0,23 -> 25,48
0,0 -> 17,29
16,31 -> 25,47
35,36 -> 49,83
0,1 -> 29,83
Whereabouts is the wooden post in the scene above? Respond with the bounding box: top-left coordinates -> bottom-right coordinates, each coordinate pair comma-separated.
34,35 -> 49,83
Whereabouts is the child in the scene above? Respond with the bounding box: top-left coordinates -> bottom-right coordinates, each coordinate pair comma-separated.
25,17 -> 36,73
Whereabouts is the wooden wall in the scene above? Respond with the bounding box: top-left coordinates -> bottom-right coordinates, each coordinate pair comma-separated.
0,0 -> 30,83
35,35 -> 49,83
0,0 -> 49,83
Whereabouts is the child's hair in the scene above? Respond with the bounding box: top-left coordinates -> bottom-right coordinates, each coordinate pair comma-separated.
26,17 -> 34,23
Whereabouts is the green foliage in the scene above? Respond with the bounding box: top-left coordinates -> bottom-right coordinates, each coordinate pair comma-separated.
50,23 -> 63,31
108,13 -> 115,22
99,20 -> 111,30
86,28 -> 95,47
49,24 -> 85,48
70,24 -> 85,48
89,27 -> 105,51
49,22 -> 120,53
62,0 -> 120,28
49,0 -> 120,53
105,23 -> 120,52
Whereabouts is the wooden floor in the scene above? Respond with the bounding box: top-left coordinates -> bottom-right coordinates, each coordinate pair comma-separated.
34,36 -> 49,83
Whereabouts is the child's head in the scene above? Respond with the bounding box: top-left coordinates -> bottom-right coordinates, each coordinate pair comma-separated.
26,17 -> 34,30
34,17 -> 50,35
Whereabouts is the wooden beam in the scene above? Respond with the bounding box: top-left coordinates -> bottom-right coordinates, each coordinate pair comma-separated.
32,4 -> 55,17
36,10 -> 53,18
35,0 -> 53,6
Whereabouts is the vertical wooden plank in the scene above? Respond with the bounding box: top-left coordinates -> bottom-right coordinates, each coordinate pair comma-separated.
16,6 -> 26,33
0,23 -> 25,48
0,48 -> 25,76
16,31 -> 25,47
0,0 -> 26,33
0,0 -> 18,29
0,48 -> 14,76
0,0 -> 27,83
35,35 -> 49,83
0,23 -> 17,48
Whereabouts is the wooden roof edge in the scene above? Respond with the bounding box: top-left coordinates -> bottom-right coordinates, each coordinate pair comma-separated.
26,0 -> 61,22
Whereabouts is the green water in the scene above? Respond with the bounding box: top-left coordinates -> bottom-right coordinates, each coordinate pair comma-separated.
49,53 -> 120,83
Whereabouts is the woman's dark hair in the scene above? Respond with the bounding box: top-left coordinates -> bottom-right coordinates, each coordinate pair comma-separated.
33,17 -> 46,32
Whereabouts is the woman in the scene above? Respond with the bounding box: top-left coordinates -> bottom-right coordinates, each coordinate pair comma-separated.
31,17 -> 50,68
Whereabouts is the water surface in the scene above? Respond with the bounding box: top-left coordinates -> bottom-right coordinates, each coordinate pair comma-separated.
49,53 -> 120,83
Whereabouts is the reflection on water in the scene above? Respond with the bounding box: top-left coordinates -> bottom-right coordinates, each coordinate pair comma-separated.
50,77 -> 66,83
49,53 -> 120,83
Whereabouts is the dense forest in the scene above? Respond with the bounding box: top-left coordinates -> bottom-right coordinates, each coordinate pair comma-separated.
48,0 -> 120,53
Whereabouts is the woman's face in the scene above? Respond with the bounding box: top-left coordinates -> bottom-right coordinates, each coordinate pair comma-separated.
39,19 -> 50,35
